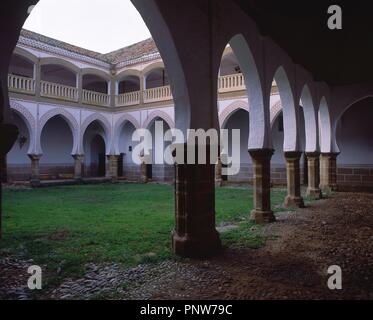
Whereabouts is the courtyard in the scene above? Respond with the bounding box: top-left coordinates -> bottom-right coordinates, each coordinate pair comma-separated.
0,183 -> 288,299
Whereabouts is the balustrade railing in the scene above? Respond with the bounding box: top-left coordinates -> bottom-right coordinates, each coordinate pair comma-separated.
40,81 -> 78,102
9,73 -> 280,108
218,73 -> 245,93
143,85 -> 173,104
8,74 -> 35,95
116,91 -> 141,107
82,89 -> 110,107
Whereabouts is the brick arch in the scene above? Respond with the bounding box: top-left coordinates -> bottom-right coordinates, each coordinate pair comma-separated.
142,110 -> 175,130
38,108 -> 79,155
10,100 -> 36,154
219,100 -> 249,128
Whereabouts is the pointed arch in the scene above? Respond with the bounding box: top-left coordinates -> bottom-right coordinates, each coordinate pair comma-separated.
38,108 -> 79,155
113,114 -> 141,155
319,97 -> 333,153
142,110 -> 174,130
219,100 -> 249,128
272,66 -> 298,151
229,34 -> 267,149
81,113 -> 112,154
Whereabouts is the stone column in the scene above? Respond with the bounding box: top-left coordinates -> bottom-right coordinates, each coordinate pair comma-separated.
284,151 -> 305,208
140,160 -> 148,183
320,152 -> 339,192
29,154 -> 41,187
172,144 -> 221,258
73,155 -> 84,181
34,61 -> 41,98
248,149 -> 276,224
0,123 -> 19,238
107,155 -> 119,182
139,75 -> 145,105
215,156 -> 222,187
77,71 -> 83,104
306,152 -> 322,198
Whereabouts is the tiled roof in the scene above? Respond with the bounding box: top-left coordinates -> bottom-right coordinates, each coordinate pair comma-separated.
19,29 -> 159,66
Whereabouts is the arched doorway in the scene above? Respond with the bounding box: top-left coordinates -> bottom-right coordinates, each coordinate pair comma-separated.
40,115 -> 74,180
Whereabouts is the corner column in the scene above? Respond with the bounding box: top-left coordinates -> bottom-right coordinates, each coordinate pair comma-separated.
320,152 -> 339,192
306,152 -> 322,198
248,149 -> 276,224
284,151 -> 304,208
107,155 -> 119,182
73,155 -> 84,182
29,154 -> 41,187
172,144 -> 221,258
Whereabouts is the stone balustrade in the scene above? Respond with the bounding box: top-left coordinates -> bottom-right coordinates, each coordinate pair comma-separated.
218,73 -> 245,93
7,74 -> 35,95
116,91 -> 141,107
143,85 -> 173,104
8,72 -> 278,108
40,81 -> 78,102
82,89 -> 110,107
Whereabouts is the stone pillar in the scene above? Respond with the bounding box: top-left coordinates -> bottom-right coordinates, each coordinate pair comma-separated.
77,71 -> 83,104
284,151 -> 305,208
320,152 -> 339,192
0,123 -> 19,239
34,61 -> 41,98
107,155 -> 119,182
140,161 -> 148,183
172,144 -> 221,258
139,75 -> 145,105
29,154 -> 41,187
248,149 -> 276,224
73,155 -> 84,181
215,156 -> 222,187
306,152 -> 322,198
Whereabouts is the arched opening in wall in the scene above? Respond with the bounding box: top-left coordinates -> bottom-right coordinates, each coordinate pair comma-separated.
220,51 -> 241,76
145,68 -> 169,89
118,121 -> 138,180
40,115 -> 74,180
41,64 -> 77,87
8,54 -> 34,78
336,97 -> 373,190
83,74 -> 108,94
221,108 -> 251,183
83,121 -> 107,178
118,76 -> 140,94
6,110 -> 32,182
271,111 -> 286,185
147,117 -> 172,182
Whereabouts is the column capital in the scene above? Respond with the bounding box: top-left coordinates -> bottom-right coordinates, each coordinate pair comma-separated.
248,148 -> 274,160
72,154 -> 84,160
284,151 -> 303,160
320,152 -> 340,158
28,154 -> 42,161
305,151 -> 320,158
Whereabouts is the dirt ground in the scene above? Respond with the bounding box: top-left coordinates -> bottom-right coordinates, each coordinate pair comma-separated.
1,192 -> 373,300
148,192 -> 373,300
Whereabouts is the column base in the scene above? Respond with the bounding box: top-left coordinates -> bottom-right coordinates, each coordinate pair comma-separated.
284,195 -> 305,208
172,230 -> 221,258
306,187 -> 322,199
250,209 -> 276,224
30,179 -> 41,188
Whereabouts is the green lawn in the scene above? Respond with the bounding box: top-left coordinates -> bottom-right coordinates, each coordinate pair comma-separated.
0,183 -> 287,287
